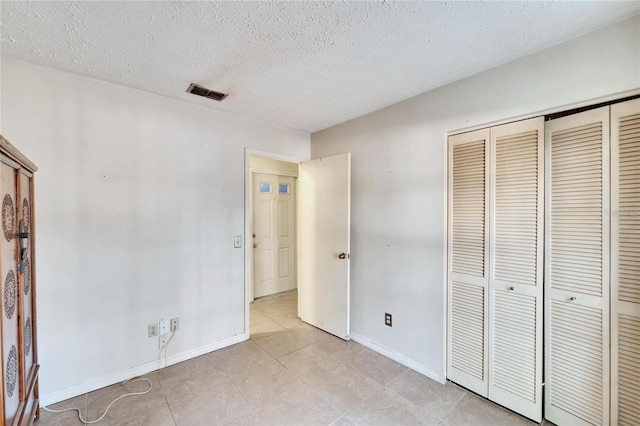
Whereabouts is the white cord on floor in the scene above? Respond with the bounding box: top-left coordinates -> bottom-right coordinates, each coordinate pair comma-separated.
42,377 -> 153,424
43,330 -> 176,424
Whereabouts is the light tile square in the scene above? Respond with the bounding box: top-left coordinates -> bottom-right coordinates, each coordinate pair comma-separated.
387,370 -> 466,420
254,383 -> 343,425
226,359 -> 303,407
254,329 -> 312,358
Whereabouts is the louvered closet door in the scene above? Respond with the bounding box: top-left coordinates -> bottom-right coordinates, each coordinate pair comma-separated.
611,98 -> 640,426
488,118 -> 543,422
447,128 -> 490,396
545,107 -> 610,426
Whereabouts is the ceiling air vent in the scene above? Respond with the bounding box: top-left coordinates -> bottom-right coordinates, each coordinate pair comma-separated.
186,83 -> 228,101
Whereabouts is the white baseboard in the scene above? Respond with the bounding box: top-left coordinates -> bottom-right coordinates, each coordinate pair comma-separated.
349,331 -> 446,384
40,332 -> 248,407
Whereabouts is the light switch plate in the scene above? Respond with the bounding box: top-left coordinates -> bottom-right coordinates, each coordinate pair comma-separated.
234,236 -> 243,248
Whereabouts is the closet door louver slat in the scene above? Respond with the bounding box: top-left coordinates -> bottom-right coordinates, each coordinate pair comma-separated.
611,98 -> 640,426
450,281 -> 485,380
545,106 -> 610,426
549,301 -> 604,425
447,129 -> 490,396
488,118 -> 543,422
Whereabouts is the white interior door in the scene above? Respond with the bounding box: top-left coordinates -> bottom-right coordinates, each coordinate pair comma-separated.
488,118 -> 544,422
611,98 -> 640,426
298,153 -> 351,340
544,107 -> 610,426
252,173 -> 296,298
447,129 -> 490,397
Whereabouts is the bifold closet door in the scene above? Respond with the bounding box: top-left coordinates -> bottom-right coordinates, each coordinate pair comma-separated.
611,98 -> 640,426
488,118 -> 543,422
545,106 -> 610,425
447,129 -> 490,396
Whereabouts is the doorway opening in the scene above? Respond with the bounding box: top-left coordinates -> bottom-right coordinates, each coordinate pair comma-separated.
244,149 -> 352,341
244,150 -> 303,339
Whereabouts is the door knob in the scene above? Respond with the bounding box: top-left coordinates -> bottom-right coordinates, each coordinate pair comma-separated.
338,252 -> 347,259
253,243 -> 257,248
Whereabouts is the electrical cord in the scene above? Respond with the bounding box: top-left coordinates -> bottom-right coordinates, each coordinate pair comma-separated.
42,377 -> 153,424
162,330 -> 176,369
42,330 -> 176,424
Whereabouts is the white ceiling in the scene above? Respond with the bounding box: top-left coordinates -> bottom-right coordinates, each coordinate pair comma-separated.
1,1 -> 638,133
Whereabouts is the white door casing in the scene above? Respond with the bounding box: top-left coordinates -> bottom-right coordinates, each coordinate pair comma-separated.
252,173 -> 296,298
298,153 -> 351,340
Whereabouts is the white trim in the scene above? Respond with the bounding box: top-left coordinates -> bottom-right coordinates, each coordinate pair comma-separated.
441,132 -> 449,381
448,89 -> 640,136
350,331 -> 446,384
250,167 -> 298,177
40,333 -> 247,407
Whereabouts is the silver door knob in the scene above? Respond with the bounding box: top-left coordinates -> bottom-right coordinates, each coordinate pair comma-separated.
253,243 -> 257,248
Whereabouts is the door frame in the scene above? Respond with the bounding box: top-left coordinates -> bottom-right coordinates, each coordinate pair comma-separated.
244,148 -> 308,338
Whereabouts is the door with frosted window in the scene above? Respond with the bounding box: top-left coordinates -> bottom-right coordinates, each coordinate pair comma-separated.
252,173 -> 296,298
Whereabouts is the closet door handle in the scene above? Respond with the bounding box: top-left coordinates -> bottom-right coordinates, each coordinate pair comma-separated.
508,286 -> 515,291
569,296 -> 577,302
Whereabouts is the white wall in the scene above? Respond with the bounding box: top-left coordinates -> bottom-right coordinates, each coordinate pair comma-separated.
311,15 -> 640,382
0,57 -> 310,404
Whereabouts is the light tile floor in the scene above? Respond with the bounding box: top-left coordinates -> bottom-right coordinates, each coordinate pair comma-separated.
39,291 -> 542,425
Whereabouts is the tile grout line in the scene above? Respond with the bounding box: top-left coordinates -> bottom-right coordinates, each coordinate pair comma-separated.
155,376 -> 178,426
380,372 -> 443,424
209,344 -> 258,422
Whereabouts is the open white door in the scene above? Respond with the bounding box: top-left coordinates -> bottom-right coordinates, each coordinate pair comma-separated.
298,153 -> 351,340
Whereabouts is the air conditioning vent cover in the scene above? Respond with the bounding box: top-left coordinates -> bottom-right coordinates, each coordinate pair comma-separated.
186,84 -> 228,101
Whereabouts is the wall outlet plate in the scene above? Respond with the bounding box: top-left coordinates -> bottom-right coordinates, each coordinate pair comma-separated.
170,317 -> 179,332
385,313 -> 392,327
159,319 -> 169,335
159,334 -> 169,349
148,323 -> 158,337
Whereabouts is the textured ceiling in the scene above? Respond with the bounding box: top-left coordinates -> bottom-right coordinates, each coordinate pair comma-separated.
2,1 -> 639,133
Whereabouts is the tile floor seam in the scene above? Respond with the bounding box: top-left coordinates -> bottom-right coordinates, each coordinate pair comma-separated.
163,394 -> 178,426
383,366 -> 408,387
210,351 -> 255,416
382,384 -> 442,424
83,393 -> 88,421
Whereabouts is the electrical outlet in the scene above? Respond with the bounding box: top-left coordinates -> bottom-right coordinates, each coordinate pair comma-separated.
159,319 -> 169,335
159,334 -> 169,349
148,323 -> 158,337
385,313 -> 392,327
170,317 -> 179,332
